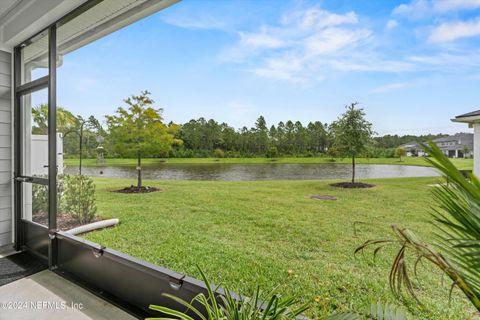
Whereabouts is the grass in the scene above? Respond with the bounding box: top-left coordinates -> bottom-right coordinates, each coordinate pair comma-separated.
84,176 -> 474,319
65,156 -> 473,170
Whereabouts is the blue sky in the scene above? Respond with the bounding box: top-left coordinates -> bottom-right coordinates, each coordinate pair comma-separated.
51,0 -> 480,135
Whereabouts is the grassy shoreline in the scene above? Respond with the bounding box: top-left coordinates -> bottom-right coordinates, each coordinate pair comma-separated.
65,156 -> 473,170
84,176 -> 472,319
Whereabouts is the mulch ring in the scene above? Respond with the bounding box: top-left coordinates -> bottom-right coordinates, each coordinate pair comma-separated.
310,195 -> 337,201
111,185 -> 163,194
32,212 -> 103,231
329,182 -> 375,189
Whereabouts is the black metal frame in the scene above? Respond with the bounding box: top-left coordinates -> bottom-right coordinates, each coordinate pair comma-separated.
12,1 -> 223,318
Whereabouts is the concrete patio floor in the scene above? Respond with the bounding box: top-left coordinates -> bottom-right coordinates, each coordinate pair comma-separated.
0,269 -> 137,320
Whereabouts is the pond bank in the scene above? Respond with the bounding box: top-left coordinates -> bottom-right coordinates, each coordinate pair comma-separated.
64,156 -> 473,169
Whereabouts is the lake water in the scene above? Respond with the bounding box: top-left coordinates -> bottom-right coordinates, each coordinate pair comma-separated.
65,163 -> 439,181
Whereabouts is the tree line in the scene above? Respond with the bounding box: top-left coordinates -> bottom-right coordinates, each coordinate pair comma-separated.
174,116 -> 330,158
31,91 -> 447,160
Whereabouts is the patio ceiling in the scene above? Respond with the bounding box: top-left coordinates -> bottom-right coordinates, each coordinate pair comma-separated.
0,0 -> 177,55
22,0 -> 178,68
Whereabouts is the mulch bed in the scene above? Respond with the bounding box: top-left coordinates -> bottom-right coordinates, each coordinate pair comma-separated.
32,211 -> 103,231
310,195 -> 337,201
329,182 -> 375,189
111,185 -> 163,193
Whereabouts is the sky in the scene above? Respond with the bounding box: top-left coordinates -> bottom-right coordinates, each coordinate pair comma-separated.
47,0 -> 480,135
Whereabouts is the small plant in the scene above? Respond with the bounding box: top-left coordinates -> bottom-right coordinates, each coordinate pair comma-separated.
213,148 -> 225,158
266,146 -> 278,158
394,147 -> 406,162
32,183 -> 48,214
63,174 -> 97,224
147,267 -> 407,320
148,267 -> 309,320
32,174 -> 65,214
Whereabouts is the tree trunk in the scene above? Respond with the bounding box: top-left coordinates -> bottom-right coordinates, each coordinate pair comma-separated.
352,155 -> 355,184
137,152 -> 142,188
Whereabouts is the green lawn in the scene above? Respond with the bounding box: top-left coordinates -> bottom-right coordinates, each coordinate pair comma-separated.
84,176 -> 474,319
65,156 -> 473,170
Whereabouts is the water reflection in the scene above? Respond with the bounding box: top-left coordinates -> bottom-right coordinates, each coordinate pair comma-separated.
65,163 -> 439,181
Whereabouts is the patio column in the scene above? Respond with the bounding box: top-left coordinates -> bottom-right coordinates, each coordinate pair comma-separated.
474,123 -> 480,177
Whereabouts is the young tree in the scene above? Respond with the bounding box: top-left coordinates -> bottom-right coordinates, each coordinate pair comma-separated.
331,102 -> 373,184
395,146 -> 406,162
106,91 -> 176,188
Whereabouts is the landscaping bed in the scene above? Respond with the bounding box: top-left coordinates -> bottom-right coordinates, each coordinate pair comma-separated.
32,211 -> 103,231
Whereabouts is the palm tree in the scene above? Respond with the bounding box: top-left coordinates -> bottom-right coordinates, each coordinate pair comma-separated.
357,141 -> 480,310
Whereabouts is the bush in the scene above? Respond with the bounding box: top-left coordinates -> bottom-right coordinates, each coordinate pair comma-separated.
213,148 -> 225,158
266,146 -> 278,158
32,184 -> 48,214
32,174 -> 65,214
63,175 -> 97,224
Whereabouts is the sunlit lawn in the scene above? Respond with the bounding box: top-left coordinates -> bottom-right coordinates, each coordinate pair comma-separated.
65,156 -> 474,170
83,176 -> 474,319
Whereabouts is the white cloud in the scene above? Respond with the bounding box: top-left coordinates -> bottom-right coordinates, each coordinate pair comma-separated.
251,55 -> 308,83
393,0 -> 480,17
304,28 -> 372,55
221,6 -> 381,83
433,0 -> 480,12
386,19 -> 399,29
393,0 -> 431,19
290,7 -> 359,29
428,18 -> 480,42
371,82 -> 410,93
238,31 -> 285,49
161,12 -> 228,30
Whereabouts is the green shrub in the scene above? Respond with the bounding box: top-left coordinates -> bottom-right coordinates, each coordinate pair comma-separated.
32,183 -> 48,214
32,174 -> 65,214
213,148 -> 225,158
266,146 -> 278,158
63,175 -> 97,224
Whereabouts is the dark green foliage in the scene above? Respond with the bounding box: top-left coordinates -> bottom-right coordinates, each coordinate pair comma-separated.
174,116 -> 329,158
148,266 -> 309,320
106,91 -> 177,187
330,103 -> 374,183
31,183 -> 48,214
63,175 -> 97,224
32,175 -> 65,214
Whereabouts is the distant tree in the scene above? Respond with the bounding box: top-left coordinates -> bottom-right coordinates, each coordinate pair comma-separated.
395,146 -> 406,162
32,104 -> 78,134
331,102 -> 374,184
253,116 -> 269,154
106,91 -> 176,188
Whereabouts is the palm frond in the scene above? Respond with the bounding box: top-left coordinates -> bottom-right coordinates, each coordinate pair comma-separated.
356,141 -> 480,311
148,265 -> 309,320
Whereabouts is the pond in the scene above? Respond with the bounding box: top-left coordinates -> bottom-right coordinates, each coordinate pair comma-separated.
64,163 -> 439,181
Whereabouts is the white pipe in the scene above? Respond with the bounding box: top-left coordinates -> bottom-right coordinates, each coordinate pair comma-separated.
66,219 -> 119,235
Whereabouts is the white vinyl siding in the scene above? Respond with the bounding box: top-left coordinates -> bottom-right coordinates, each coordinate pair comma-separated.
0,50 -> 12,246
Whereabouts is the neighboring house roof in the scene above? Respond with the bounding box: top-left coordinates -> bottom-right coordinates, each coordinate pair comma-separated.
433,133 -> 473,150
455,110 -> 480,119
399,133 -> 474,151
400,141 -> 421,149
452,110 -> 480,123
